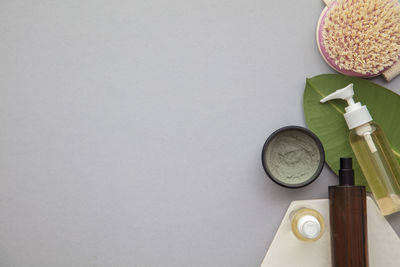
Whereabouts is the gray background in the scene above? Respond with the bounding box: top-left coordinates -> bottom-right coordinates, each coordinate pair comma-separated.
1,0 -> 399,266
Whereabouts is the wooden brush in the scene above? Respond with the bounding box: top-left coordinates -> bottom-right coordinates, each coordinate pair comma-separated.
317,0 -> 400,81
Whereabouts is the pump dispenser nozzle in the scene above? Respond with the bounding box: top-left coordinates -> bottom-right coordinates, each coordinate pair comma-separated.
320,84 -> 372,129
320,84 -> 355,106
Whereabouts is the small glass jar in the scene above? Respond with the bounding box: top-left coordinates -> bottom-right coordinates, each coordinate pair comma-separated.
290,208 -> 325,242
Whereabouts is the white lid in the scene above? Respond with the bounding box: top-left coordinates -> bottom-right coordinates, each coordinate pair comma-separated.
297,215 -> 320,239
320,84 -> 372,129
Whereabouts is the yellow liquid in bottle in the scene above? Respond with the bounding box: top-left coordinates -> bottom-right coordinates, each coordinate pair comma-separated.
350,122 -> 400,215
290,208 -> 325,242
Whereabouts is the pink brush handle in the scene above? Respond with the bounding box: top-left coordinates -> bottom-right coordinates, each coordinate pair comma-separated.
322,0 -> 334,5
383,61 -> 400,81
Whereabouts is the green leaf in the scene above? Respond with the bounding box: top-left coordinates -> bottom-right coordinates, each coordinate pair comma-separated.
303,74 -> 400,192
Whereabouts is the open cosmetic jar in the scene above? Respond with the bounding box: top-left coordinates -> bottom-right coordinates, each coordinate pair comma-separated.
261,126 -> 325,188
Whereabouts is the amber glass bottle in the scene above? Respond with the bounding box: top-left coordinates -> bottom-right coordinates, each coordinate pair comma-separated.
329,158 -> 368,267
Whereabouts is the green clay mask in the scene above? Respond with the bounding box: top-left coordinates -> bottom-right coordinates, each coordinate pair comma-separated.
262,127 -> 324,188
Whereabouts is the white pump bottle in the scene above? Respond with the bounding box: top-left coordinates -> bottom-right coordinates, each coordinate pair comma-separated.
321,84 -> 400,215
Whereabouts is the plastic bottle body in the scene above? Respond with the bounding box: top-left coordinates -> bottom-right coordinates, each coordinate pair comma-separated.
289,208 -> 325,242
349,122 -> 400,215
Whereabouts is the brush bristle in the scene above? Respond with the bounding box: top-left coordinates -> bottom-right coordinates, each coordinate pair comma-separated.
322,0 -> 400,75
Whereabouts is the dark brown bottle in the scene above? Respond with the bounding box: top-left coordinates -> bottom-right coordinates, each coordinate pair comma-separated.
329,158 -> 368,267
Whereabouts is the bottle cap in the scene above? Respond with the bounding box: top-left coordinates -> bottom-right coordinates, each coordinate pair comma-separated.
339,157 -> 355,186
320,84 -> 372,129
297,215 -> 321,239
